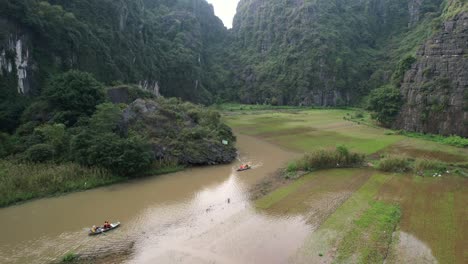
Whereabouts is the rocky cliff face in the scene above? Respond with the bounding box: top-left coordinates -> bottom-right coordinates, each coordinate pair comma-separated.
0,0 -> 227,103
227,0 -> 439,106
395,12 -> 468,136
408,0 -> 424,27
0,18 -> 34,95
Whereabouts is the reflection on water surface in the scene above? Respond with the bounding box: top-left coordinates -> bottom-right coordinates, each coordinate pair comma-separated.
0,134 -> 309,264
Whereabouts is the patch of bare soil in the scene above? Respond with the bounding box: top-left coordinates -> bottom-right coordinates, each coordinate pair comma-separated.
318,122 -> 358,130
273,169 -> 372,218
67,241 -> 134,264
304,191 -> 355,228
248,169 -> 296,201
256,127 -> 313,138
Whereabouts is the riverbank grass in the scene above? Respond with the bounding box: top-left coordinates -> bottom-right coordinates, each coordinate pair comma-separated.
0,160 -> 122,207
0,160 -> 184,207
61,252 -> 78,263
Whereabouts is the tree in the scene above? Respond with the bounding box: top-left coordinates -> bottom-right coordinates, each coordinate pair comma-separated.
392,56 -> 416,85
34,123 -> 68,158
43,70 -> 105,125
70,131 -> 152,176
89,103 -> 122,133
0,132 -> 11,158
25,144 -> 55,163
366,85 -> 403,127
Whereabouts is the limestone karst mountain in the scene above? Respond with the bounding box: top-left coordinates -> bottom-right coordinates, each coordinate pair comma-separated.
0,0 -> 466,135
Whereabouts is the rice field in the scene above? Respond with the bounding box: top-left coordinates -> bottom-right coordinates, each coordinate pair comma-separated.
225,107 -> 468,264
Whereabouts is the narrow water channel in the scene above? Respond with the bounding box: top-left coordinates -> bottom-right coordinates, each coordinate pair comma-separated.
0,134 -> 310,264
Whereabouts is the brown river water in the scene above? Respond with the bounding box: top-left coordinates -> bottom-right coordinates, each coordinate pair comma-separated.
0,134 -> 311,264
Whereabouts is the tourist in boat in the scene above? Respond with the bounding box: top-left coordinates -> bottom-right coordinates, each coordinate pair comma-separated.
91,225 -> 98,233
103,221 -> 111,229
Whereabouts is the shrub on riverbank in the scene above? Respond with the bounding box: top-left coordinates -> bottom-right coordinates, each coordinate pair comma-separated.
378,156 -> 411,172
0,160 -> 121,207
414,159 -> 447,172
288,146 -> 365,173
61,252 -> 78,263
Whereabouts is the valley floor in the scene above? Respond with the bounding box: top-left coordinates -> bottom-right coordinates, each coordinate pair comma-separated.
224,107 -> 468,264
3,107 -> 465,264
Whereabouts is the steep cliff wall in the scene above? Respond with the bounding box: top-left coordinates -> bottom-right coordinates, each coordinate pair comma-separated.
0,19 -> 34,95
0,0 -> 228,104
395,11 -> 468,136
227,0 -> 445,106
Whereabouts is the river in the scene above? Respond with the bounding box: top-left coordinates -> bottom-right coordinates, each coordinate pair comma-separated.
0,134 -> 311,264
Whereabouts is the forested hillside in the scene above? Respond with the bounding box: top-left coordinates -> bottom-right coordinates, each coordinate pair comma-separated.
228,0 -> 448,106
0,0 -> 230,131
0,0 -> 466,135
0,0 -> 239,206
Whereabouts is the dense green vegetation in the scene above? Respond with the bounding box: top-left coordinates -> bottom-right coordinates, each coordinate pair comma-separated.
0,70 -> 235,207
227,0 -> 451,105
1,0 -> 466,136
0,0 -> 228,104
61,252 -> 78,263
3,71 -> 153,176
2,0 -> 465,109
366,85 -> 403,126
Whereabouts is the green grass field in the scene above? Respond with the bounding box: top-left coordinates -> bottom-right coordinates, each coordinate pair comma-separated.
224,108 -> 468,160
225,107 -> 468,264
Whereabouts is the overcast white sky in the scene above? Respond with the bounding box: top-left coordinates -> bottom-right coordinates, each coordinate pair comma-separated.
206,0 -> 240,28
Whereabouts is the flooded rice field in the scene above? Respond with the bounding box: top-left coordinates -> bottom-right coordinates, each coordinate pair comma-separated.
377,174 -> 468,263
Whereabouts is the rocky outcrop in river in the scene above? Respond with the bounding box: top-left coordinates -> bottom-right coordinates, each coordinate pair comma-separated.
122,98 -> 237,165
395,12 -> 468,137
